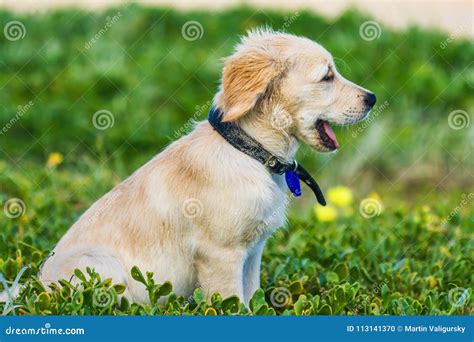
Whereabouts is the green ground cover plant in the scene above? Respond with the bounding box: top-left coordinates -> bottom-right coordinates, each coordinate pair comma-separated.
0,5 -> 472,315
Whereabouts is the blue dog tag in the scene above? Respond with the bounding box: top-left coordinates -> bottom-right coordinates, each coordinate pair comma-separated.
285,170 -> 302,197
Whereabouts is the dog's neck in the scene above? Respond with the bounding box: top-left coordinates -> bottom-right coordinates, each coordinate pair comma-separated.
207,105 -> 327,205
236,108 -> 299,163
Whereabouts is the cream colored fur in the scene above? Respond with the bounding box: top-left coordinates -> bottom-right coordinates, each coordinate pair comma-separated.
37,29 -> 375,306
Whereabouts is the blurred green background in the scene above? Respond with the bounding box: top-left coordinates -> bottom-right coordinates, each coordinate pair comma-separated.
1,5 -> 472,194
0,4 -> 472,315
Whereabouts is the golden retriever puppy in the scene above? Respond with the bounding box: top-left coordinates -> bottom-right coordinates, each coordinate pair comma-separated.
38,29 -> 376,305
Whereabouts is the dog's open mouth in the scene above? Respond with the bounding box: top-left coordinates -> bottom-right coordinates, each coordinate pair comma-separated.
315,119 -> 339,150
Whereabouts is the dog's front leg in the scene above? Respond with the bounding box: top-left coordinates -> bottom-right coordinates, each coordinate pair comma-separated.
242,241 -> 265,306
195,245 -> 245,303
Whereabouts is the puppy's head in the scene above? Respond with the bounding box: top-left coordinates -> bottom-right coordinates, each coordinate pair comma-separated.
215,29 -> 376,152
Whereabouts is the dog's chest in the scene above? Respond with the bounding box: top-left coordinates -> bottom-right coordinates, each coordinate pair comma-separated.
229,173 -> 288,245
261,174 -> 288,227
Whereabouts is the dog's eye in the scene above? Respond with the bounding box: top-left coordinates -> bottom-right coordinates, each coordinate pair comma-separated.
321,71 -> 334,82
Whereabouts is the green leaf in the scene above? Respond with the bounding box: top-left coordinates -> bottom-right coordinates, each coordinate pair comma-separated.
293,295 -> 307,315
58,279 -> 75,290
155,281 -> 172,298
381,284 -> 390,299
146,272 -> 155,286
350,266 -> 360,281
369,302 -> 380,314
221,295 -> 240,312
334,263 -> 349,280
35,292 -> 51,310
318,304 -> 332,315
361,267 -> 374,282
210,293 -> 222,307
59,284 -> 72,300
130,266 -> 146,285
113,283 -> 126,295
205,307 -> 217,315
254,303 -> 271,315
312,295 -> 320,309
193,288 -> 205,304
120,296 -> 130,311
71,291 -> 84,310
334,286 -> 345,302
249,289 -> 266,313
288,281 -> 304,294
325,272 -> 339,284
73,269 -> 87,283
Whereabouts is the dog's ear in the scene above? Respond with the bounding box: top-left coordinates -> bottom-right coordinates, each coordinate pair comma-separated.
220,48 -> 283,122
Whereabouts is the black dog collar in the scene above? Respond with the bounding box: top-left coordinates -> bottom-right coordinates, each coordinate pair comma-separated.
208,107 -> 326,206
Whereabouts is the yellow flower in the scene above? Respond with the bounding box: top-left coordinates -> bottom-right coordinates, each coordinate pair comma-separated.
440,246 -> 452,258
314,205 -> 337,222
19,214 -> 29,225
426,276 -> 438,288
426,214 -> 446,233
422,205 -> 431,213
368,192 -> 381,201
47,152 -> 63,168
327,186 -> 353,207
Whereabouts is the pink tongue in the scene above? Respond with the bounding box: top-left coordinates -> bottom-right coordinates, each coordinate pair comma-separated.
322,121 -> 339,148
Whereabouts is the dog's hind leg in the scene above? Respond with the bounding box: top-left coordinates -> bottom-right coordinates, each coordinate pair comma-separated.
39,248 -> 131,301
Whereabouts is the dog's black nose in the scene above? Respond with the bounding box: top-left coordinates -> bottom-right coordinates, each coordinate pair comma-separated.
364,92 -> 376,107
